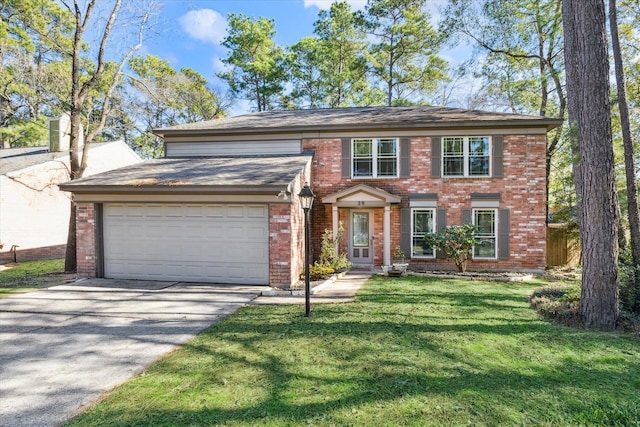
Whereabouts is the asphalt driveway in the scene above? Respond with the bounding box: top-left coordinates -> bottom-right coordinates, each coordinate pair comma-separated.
0,278 -> 263,427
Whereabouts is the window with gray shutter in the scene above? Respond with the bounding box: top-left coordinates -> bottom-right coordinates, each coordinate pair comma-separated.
498,209 -> 510,259
341,138 -> 351,178
492,135 -> 504,178
431,136 -> 441,178
400,137 -> 410,178
400,208 -> 411,258
436,208 -> 447,259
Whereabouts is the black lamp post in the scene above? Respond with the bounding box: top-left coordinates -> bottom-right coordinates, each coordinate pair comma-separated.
298,182 -> 314,317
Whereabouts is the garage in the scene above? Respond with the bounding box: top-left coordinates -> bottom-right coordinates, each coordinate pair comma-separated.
102,203 -> 269,284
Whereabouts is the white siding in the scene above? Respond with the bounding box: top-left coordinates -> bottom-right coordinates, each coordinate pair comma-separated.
165,140 -> 301,157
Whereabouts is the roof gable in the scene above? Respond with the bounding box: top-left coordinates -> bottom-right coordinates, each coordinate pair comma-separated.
323,184 -> 401,206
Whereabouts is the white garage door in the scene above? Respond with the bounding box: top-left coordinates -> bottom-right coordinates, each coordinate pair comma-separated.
103,203 -> 269,284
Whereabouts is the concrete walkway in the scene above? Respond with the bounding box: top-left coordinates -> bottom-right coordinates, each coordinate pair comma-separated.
0,273 -> 370,427
251,272 -> 371,305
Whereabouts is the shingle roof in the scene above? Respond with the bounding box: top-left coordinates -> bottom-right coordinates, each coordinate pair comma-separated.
0,142 -> 118,175
154,105 -> 563,136
60,154 -> 313,193
0,147 -> 64,175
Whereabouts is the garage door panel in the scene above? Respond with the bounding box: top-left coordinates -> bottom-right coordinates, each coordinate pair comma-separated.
104,203 -> 269,284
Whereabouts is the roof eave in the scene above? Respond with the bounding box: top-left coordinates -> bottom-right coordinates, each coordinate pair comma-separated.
59,184 -> 289,194
153,118 -> 564,137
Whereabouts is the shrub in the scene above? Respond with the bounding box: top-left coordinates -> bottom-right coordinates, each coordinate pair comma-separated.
618,263 -> 640,314
529,282 -> 582,327
308,262 -> 335,281
314,222 -> 352,274
426,224 -> 482,272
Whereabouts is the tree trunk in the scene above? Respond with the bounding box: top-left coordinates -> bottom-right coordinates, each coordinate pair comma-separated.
64,202 -> 77,272
562,0 -> 619,330
609,0 -> 640,308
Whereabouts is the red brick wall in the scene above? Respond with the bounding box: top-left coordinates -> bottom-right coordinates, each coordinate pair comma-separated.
0,245 -> 66,264
76,202 -> 97,278
269,203 -> 294,288
304,134 -> 547,272
269,168 -> 311,289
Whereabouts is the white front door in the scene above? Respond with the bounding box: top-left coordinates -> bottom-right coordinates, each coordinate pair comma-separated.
350,210 -> 373,265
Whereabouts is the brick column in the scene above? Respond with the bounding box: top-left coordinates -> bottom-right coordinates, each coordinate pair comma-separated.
76,202 -> 96,278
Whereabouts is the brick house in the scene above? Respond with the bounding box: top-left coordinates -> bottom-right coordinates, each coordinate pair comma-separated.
61,106 -> 562,288
0,140 -> 141,263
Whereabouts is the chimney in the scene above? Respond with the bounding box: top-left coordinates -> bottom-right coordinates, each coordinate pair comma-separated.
49,113 -> 83,152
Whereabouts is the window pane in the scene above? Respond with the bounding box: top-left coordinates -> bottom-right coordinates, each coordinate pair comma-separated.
414,210 -> 434,232
353,158 -> 373,176
474,237 -> 496,257
353,213 -> 369,247
475,210 -> 495,234
353,139 -> 372,157
443,158 -> 464,176
469,156 -> 490,175
443,137 -> 463,154
413,236 -> 434,257
469,137 -> 489,155
378,139 -> 397,156
377,158 -> 397,176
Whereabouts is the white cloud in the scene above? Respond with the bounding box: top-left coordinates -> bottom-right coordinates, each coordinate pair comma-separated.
303,0 -> 367,10
212,57 -> 230,74
179,9 -> 227,45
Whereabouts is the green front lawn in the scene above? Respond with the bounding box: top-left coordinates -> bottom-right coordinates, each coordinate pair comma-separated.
66,275 -> 639,426
0,258 -> 66,297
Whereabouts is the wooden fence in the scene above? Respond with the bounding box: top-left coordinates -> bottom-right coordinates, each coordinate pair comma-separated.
546,225 -> 581,267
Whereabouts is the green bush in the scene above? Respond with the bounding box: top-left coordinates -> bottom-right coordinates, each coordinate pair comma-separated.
618,263 -> 640,314
308,262 -> 335,281
529,282 -> 582,327
425,224 -> 482,272
314,222 -> 351,276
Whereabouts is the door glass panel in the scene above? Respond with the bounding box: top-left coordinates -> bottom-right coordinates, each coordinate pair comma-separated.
353,213 -> 369,247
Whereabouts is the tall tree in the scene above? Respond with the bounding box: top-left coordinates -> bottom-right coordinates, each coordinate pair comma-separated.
357,0 -> 448,106
126,55 -> 227,158
610,0 -> 640,311
313,1 -> 370,107
441,0 -> 566,221
218,14 -> 286,112
562,0 -> 619,329
0,0 -> 73,147
62,0 -> 155,271
285,37 -> 327,109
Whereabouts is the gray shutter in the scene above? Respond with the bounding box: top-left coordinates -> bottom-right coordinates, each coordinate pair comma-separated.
400,137 -> 410,178
95,203 -> 104,278
431,136 -> 441,178
498,209 -> 510,259
461,209 -> 472,225
341,137 -> 351,178
492,135 -> 503,178
436,208 -> 447,259
401,208 -> 411,258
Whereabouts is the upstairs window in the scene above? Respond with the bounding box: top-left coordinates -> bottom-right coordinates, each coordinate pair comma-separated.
352,138 -> 398,178
442,136 -> 491,177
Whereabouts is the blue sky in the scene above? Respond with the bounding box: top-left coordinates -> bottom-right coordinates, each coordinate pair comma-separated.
143,0 -> 463,114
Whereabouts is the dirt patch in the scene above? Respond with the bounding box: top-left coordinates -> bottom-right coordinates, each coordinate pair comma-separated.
0,271 -> 78,289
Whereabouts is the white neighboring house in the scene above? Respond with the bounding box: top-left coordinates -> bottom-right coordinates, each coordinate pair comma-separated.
0,116 -> 141,263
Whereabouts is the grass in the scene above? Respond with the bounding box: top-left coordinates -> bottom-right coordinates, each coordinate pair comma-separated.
0,258 -> 66,297
64,275 -> 640,426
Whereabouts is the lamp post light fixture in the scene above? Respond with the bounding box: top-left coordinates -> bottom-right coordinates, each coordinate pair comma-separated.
298,182 -> 314,317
